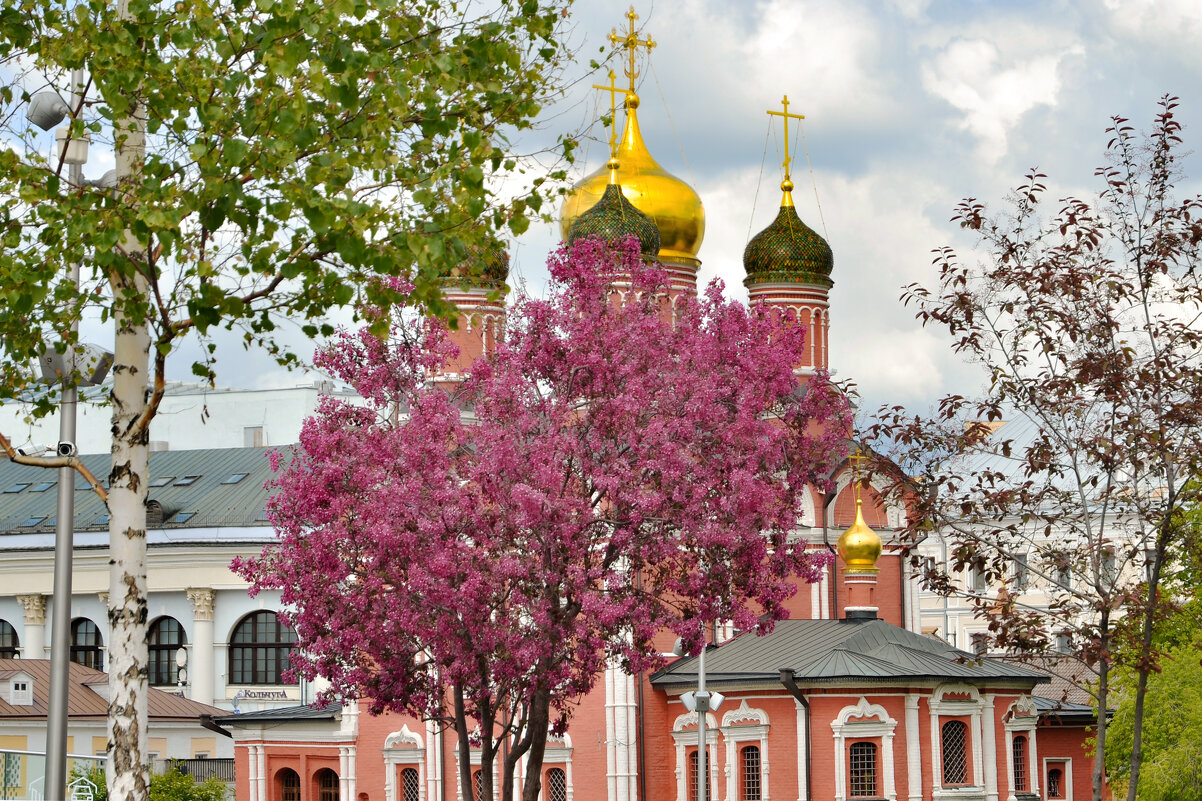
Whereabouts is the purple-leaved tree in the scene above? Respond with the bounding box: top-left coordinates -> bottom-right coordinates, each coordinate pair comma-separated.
236,236 -> 850,801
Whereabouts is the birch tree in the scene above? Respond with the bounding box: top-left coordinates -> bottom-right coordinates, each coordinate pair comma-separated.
0,1 -> 574,798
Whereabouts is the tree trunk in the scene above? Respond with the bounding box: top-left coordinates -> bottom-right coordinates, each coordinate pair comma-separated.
455,685 -> 476,801
1093,625 -> 1111,801
519,689 -> 552,801
1126,527 -> 1170,801
106,2 -> 149,797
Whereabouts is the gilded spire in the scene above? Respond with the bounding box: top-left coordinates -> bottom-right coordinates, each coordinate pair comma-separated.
609,6 -> 656,94
592,69 -> 623,185
766,94 -> 805,208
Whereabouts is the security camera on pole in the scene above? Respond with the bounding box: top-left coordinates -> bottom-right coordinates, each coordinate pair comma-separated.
675,630 -> 725,801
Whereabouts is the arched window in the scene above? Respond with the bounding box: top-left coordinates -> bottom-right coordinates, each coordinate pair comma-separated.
148,617 -> 187,686
278,768 -> 301,801
472,770 -> 484,801
687,751 -> 710,801
1012,735 -> 1028,792
740,746 -> 761,801
315,768 -> 339,801
401,768 -> 420,801
0,620 -> 18,659
941,720 -> 969,785
848,741 -> 877,797
1047,767 -> 1064,798
70,618 -> 103,670
546,767 -> 566,801
228,611 -> 297,685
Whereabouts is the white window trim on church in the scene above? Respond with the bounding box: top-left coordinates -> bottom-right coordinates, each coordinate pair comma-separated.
671,710 -> 721,801
830,697 -> 898,801
928,684 -> 986,801
384,725 -> 425,801
538,732 -> 574,801
1003,697 -> 1040,801
721,701 -> 770,801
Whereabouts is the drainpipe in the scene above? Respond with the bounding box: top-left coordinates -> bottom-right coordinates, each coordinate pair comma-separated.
777,671 -> 811,801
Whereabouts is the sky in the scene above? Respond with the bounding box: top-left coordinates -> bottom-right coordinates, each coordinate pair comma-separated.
166,0 -> 1202,417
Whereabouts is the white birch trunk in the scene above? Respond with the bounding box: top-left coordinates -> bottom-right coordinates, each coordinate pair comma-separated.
106,2 -> 150,796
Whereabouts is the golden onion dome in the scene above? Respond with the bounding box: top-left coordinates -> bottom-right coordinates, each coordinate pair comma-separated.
837,498 -> 882,575
560,93 -> 705,265
743,182 -> 833,288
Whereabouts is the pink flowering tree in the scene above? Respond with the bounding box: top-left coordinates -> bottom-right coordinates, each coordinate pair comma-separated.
236,236 -> 849,801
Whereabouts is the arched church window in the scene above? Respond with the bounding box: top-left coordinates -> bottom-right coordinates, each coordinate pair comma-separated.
0,620 -> 18,659
1047,767 -> 1064,798
848,741 -> 877,797
1012,734 -> 1028,792
941,720 -> 969,785
148,616 -> 186,685
228,611 -> 297,685
687,750 -> 710,801
70,618 -> 103,670
740,745 -> 761,801
401,768 -> 419,801
546,767 -> 566,801
316,767 -> 339,801
278,768 -> 300,801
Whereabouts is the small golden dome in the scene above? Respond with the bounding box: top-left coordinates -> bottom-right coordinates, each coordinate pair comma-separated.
837,498 -> 882,575
560,93 -> 705,266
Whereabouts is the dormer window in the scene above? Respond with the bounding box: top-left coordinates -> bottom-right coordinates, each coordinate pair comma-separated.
9,676 -> 32,706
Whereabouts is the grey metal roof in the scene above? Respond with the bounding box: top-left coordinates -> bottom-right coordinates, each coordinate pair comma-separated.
214,701 -> 342,725
650,618 -> 1051,688
0,447 -> 282,535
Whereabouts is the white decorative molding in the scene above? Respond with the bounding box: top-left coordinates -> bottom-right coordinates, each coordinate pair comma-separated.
830,698 -> 898,801
722,702 -> 771,801
929,684 -> 986,801
384,725 -> 426,801
1003,696 -> 1040,801
672,710 -> 720,801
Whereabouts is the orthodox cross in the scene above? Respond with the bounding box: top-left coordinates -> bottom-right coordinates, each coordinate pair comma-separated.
847,450 -> 868,501
592,69 -> 623,160
609,6 -> 656,93
766,95 -> 805,183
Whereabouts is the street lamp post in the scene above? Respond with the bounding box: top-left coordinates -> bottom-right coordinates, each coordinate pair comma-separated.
27,69 -> 112,801
677,628 -> 725,801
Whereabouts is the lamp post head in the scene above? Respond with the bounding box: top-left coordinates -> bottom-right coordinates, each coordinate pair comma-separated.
27,92 -> 71,131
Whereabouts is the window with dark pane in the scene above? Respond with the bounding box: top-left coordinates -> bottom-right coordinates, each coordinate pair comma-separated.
0,620 -> 18,659
148,617 -> 187,685
1047,768 -> 1063,798
228,611 -> 296,684
941,720 -> 969,785
687,750 -> 710,801
70,618 -> 103,670
402,767 -> 420,801
740,746 -> 761,801
848,741 -> 877,797
317,768 -> 339,801
279,768 -> 301,801
1012,735 -> 1028,792
546,767 -> 566,801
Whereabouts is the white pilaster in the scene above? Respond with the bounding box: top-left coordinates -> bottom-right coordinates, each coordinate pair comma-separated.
17,595 -> 46,658
186,588 -> 215,705
983,695 -> 998,801
905,695 -> 922,801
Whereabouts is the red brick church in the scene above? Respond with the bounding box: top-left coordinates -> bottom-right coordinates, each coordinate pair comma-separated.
217,12 -> 1101,801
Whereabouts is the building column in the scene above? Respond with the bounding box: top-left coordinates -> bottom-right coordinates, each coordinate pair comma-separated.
17,595 -> 46,658
187,588 -> 216,705
795,700 -> 807,801
905,695 -> 922,801
983,695 -> 998,801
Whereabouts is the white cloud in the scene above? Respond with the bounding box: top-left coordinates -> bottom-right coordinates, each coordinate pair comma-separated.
921,37 -> 1083,163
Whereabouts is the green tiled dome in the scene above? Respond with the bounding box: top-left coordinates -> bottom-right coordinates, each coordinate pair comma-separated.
743,203 -> 833,287
444,243 -> 510,290
565,183 -> 661,259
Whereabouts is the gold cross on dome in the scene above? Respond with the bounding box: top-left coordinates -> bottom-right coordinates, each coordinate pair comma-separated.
609,6 -> 656,92
766,95 -> 806,182
592,69 -> 623,160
